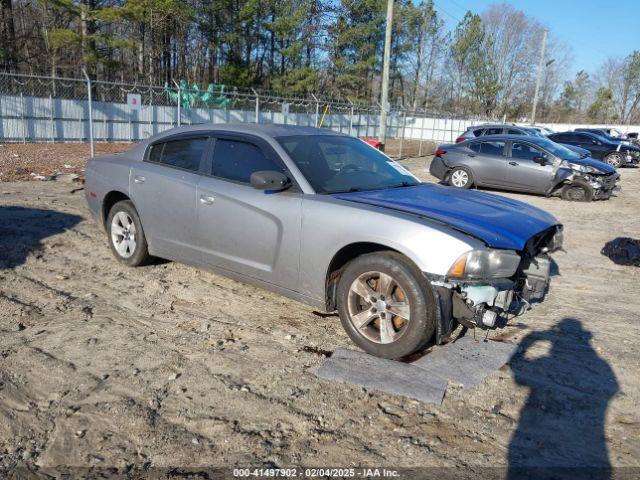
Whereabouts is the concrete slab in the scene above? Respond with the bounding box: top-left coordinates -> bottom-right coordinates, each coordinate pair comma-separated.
316,336 -> 519,404
412,336 -> 519,388
316,348 -> 447,404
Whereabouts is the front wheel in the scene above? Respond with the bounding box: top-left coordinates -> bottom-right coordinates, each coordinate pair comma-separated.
336,252 -> 436,359
106,200 -> 152,266
448,167 -> 473,189
561,182 -> 593,202
604,152 -> 624,168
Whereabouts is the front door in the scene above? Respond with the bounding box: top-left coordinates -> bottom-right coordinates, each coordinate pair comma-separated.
194,136 -> 302,292
129,135 -> 209,259
505,141 -> 555,193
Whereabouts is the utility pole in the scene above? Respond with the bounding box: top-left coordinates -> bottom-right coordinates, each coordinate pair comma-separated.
530,29 -> 547,125
378,0 -> 393,150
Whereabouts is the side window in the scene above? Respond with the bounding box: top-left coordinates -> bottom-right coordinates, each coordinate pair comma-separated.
480,140 -> 505,156
212,139 -> 283,183
485,128 -> 503,135
147,138 -> 207,172
472,128 -> 484,137
468,142 -> 482,153
148,143 -> 164,163
512,142 -> 545,161
507,129 -> 522,135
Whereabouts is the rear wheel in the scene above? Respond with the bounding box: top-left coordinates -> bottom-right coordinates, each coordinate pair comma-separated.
448,167 -> 473,189
336,252 -> 436,359
106,200 -> 152,266
604,152 -> 624,168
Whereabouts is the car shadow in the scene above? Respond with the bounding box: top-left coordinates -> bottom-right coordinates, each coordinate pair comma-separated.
507,318 -> 619,479
0,206 -> 82,269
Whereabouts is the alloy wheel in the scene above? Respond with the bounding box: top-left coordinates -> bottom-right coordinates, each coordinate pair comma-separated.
606,154 -> 622,167
347,271 -> 411,344
111,211 -> 137,258
451,169 -> 469,187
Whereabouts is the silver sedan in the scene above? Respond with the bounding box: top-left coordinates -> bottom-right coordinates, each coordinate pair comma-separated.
85,124 -> 562,359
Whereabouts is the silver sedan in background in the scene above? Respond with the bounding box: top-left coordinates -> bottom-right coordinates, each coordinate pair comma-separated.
430,134 -> 620,201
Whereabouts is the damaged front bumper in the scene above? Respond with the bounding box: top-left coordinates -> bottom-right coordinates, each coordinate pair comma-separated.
587,172 -> 621,199
429,254 -> 553,342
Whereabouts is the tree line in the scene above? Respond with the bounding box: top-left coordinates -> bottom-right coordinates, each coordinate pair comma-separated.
1,0 -> 639,123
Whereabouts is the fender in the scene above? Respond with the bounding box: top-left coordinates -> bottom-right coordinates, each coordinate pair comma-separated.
546,168 -> 574,196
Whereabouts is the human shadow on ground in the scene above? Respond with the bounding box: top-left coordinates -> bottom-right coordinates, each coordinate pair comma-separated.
508,318 -> 619,480
0,206 -> 82,269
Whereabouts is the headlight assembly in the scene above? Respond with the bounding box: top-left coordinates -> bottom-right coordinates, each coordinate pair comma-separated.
569,163 -> 598,174
549,227 -> 564,252
447,249 -> 521,280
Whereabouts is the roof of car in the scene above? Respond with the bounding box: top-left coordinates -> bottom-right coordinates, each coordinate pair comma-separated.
467,123 -> 521,130
147,123 -> 343,141
463,134 -> 552,145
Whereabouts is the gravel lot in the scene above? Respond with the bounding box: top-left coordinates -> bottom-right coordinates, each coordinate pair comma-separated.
1,146 -> 639,476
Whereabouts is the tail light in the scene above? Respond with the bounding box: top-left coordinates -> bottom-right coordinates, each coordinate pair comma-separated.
455,137 -> 465,143
435,149 -> 446,156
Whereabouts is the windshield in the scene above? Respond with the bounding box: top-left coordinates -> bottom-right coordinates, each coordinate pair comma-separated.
541,138 -> 583,160
277,135 -> 420,194
524,127 -> 546,138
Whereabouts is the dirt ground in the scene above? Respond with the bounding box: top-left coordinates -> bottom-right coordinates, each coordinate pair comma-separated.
1,147 -> 639,476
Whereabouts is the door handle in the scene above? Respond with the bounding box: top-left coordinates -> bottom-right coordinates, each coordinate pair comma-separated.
468,154 -> 476,157
509,161 -> 518,166
133,175 -> 146,184
199,195 -> 215,205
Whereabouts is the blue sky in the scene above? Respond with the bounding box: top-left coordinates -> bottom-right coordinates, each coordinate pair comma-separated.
434,0 -> 640,76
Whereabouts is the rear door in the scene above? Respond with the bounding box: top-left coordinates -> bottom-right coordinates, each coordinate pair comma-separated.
576,133 -> 609,159
194,134 -> 302,291
505,141 -> 555,193
130,135 -> 209,259
466,140 -> 508,185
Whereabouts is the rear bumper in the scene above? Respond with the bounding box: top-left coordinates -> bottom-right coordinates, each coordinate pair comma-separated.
429,156 -> 449,180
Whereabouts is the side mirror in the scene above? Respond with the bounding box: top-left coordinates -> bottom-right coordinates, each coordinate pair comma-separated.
250,170 -> 290,191
533,156 -> 547,165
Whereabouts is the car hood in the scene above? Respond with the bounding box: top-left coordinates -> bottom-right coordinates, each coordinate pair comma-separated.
568,157 -> 617,174
332,184 -> 559,251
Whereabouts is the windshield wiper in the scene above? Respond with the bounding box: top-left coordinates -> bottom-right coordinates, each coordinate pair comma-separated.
385,181 -> 421,189
326,187 -> 365,194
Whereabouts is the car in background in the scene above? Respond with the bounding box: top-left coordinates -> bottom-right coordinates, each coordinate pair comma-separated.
456,123 -> 591,157
430,134 -> 619,201
528,125 -> 556,136
548,131 -> 640,168
85,124 -> 563,359
575,128 -> 640,147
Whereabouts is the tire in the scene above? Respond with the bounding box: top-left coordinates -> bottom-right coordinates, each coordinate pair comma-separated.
561,181 -> 593,202
336,251 -> 437,359
106,200 -> 152,266
448,167 -> 473,189
604,152 -> 624,168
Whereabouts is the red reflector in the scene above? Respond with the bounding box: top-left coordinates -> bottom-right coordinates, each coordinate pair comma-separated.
90,191 -> 97,198
455,137 -> 465,143
435,149 -> 446,156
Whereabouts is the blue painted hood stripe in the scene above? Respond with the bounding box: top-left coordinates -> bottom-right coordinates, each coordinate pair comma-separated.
332,184 -> 560,250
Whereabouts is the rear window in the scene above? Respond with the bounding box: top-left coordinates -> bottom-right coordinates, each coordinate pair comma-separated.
469,140 -> 505,156
147,138 -> 207,172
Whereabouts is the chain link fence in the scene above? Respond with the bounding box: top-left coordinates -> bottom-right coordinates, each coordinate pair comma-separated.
0,72 -> 494,158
